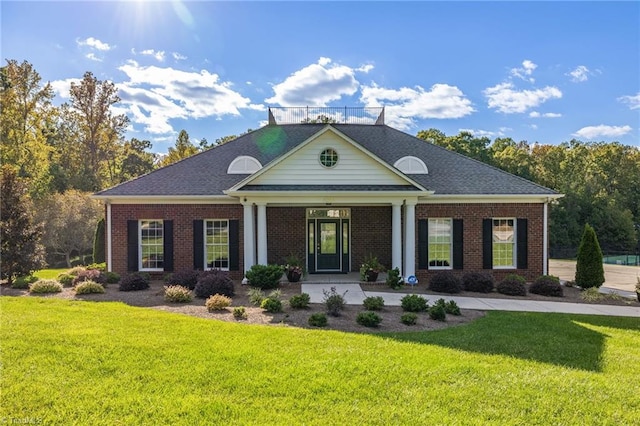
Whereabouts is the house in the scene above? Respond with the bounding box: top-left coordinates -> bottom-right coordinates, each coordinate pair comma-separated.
93,107 -> 562,283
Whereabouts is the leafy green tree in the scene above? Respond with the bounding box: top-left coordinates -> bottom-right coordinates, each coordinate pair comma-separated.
93,218 -> 106,264
575,224 -> 605,289
0,166 -> 45,284
118,138 -> 156,182
159,129 -> 198,167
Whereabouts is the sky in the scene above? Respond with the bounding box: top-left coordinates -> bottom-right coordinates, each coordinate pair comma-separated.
2,1 -> 639,153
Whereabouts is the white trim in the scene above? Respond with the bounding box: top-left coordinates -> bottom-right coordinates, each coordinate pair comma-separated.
91,195 -> 239,204
203,219 -> 231,271
106,203 -> 112,273
394,156 -> 428,174
256,203 -> 268,265
404,201 -> 416,279
543,201 -> 549,275
138,219 -> 164,272
227,156 -> 262,174
427,218 -> 453,271
491,218 -> 517,269
243,203 -> 255,273
419,194 -> 564,204
318,147 -> 339,168
392,203 -> 402,273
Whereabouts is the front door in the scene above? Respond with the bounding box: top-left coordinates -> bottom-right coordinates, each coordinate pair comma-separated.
317,219 -> 341,271
307,209 -> 350,273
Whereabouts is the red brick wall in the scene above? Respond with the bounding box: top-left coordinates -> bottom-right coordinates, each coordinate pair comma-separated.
267,207 -> 307,265
351,206 -> 392,272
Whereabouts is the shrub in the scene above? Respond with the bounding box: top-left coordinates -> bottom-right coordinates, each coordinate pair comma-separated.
445,300 -> 461,316
385,267 -> 404,290
105,271 -> 120,284
12,275 -> 38,289
194,270 -> 234,299
75,281 -> 106,295
356,311 -> 382,328
322,286 -> 347,317
400,312 -> 418,325
29,279 -> 63,294
497,274 -> 527,296
72,269 -> 106,286
67,266 -> 87,276
462,272 -> 495,293
119,272 -> 150,292
55,273 -> 74,287
400,294 -> 428,312
428,271 -> 463,294
289,293 -> 311,309
205,294 -> 232,311
261,297 -> 283,313
248,287 -> 265,306
363,296 -> 385,311
428,304 -> 447,321
530,275 -> 563,297
575,223 -> 605,289
308,313 -> 328,327
233,307 -> 248,320
164,285 -> 193,303
85,262 -> 106,272
165,269 -> 200,290
245,264 -> 283,290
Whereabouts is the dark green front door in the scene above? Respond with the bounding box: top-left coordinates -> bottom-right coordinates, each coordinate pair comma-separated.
317,219 -> 340,270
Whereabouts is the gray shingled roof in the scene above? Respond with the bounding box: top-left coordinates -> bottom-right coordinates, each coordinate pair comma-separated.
95,124 -> 557,197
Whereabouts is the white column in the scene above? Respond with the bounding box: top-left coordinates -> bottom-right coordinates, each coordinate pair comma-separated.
106,202 -> 112,273
392,202 -> 402,274
243,202 -> 255,276
257,203 -> 268,265
404,201 -> 416,279
543,201 -> 548,275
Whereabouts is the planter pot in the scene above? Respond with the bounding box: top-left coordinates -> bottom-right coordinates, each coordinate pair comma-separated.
286,270 -> 302,283
365,270 -> 379,282
637,292 -> 640,303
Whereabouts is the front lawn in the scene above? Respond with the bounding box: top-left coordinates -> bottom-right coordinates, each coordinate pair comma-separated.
1,297 -> 638,424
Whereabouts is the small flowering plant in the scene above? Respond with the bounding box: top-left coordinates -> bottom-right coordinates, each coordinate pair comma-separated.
360,254 -> 384,281
283,254 -> 305,282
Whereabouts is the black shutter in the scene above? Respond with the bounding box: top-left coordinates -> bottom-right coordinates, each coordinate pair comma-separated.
163,220 -> 174,272
127,220 -> 138,272
517,218 -> 528,269
229,220 -> 240,271
482,219 -> 493,269
452,219 -> 463,270
418,219 -> 428,269
193,220 -> 204,270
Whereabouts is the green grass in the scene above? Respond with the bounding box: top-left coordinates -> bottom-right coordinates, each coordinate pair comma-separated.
33,268 -> 67,280
1,297 -> 639,425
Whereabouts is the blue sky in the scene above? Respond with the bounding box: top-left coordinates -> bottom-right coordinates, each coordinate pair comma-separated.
2,1 -> 639,153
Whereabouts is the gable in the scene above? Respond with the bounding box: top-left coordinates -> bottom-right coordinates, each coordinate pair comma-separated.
250,129 -> 409,186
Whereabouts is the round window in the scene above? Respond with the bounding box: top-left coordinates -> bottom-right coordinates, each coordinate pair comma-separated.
319,148 -> 338,168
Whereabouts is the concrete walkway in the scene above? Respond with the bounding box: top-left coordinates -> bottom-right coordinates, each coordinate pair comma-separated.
301,283 -> 640,318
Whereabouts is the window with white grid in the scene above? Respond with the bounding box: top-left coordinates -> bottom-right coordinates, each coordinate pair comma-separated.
205,220 -> 229,270
493,218 -> 516,268
140,220 -> 164,270
428,218 -> 452,269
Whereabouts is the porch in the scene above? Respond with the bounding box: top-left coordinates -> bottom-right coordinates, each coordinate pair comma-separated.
286,271 -> 389,284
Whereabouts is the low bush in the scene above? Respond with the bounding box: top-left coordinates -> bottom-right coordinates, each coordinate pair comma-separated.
260,297 -> 283,313
308,313 -> 328,327
72,269 -> 106,286
164,269 -> 200,290
194,270 -> 234,299
497,274 -> 527,296
119,273 -> 150,292
205,294 -> 232,311
248,287 -> 265,306
400,294 -> 428,312
462,272 -> 495,293
75,281 -> 105,295
356,311 -> 382,328
323,286 -> 347,317
428,271 -> 463,294
104,271 -> 120,284
85,262 -> 106,271
12,275 -> 38,289
434,298 -> 461,316
385,267 -> 404,290
289,293 -> 310,309
428,304 -> 447,321
245,264 -> 283,290
529,275 -> 563,297
400,312 -> 418,325
363,296 -> 385,311
56,273 -> 75,287
29,279 -> 63,294
67,266 -> 87,276
579,287 -> 624,302
233,307 -> 248,320
164,285 -> 193,303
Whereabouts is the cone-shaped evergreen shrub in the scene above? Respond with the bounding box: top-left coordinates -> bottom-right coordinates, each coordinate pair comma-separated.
575,224 -> 605,289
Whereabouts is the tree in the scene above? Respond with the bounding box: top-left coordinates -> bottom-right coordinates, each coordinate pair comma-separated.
93,218 -> 105,264
0,166 -> 45,284
118,138 -> 156,182
35,190 -> 103,267
575,224 -> 605,289
159,130 -> 198,167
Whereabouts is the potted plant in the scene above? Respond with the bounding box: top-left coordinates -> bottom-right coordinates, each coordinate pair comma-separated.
360,254 -> 384,282
283,254 -> 304,283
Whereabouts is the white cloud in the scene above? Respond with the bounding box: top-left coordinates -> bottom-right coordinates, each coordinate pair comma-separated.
529,124 -> 538,130
360,83 -> 475,130
484,82 -> 562,114
573,124 -> 632,139
85,52 -> 102,62
116,61 -> 264,135
141,49 -> 166,62
458,128 -> 506,138
510,60 -> 537,83
529,111 -> 562,118
172,52 -> 187,61
265,57 -> 373,106
50,78 -> 81,99
77,37 -> 111,51
566,65 -> 591,82
618,92 -> 640,110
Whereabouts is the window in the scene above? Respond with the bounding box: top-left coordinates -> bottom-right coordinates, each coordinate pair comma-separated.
205,220 -> 229,270
428,218 -> 452,268
140,220 -> 164,270
493,218 -> 516,268
393,156 -> 428,174
319,148 -> 338,168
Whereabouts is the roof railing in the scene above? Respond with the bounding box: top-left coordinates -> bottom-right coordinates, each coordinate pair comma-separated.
268,106 -> 384,125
